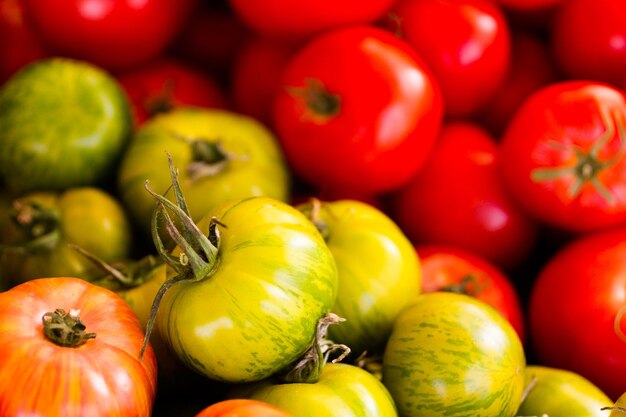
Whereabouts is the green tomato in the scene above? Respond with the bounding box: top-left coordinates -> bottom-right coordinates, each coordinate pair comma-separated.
0,58 -> 132,193
117,107 -> 290,235
0,187 -> 132,284
237,363 -> 398,417
296,199 -> 420,356
517,365 -> 612,417
155,196 -> 338,383
382,292 -> 525,417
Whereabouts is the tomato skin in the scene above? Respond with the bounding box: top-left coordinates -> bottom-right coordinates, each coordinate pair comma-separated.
386,0 -> 511,117
499,81 -> 626,232
157,197 -> 338,383
529,228 -> 626,400
0,277 -> 157,416
390,122 -> 538,269
297,199 -> 421,357
22,0 -> 196,70
417,245 -> 526,344
195,399 -> 294,417
273,25 -> 443,196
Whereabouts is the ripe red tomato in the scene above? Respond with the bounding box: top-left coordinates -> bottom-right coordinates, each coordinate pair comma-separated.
529,227 -> 626,400
499,81 -> 626,232
493,0 -> 566,11
389,122 -> 538,270
21,0 -> 196,70
272,25 -> 443,196
552,0 -> 626,85
0,277 -> 157,416
116,58 -> 227,125
228,0 -> 395,40
195,399 -> 293,417
386,0 -> 511,117
417,245 -> 526,344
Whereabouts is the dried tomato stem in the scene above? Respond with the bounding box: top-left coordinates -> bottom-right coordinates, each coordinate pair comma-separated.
42,309 -> 96,347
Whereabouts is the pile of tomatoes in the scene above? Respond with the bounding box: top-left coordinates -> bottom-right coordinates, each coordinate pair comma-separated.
1,0 -> 626,416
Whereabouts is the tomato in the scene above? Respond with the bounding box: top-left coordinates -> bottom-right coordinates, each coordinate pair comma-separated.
0,277 -> 157,416
116,58 -> 227,126
382,292 -> 525,417
228,0 -> 395,40
296,199 -> 421,357
0,187 -> 132,285
147,163 -> 338,383
272,25 -> 443,196
385,0 -> 511,117
607,392 -> 626,416
416,245 -> 526,344
499,81 -> 626,232
517,365 -> 612,417
195,399 -> 293,417
552,0 -> 626,86
21,0 -> 196,70
389,122 -> 539,269
0,58 -> 132,193
528,227 -> 626,400
492,0 -> 565,11
117,107 -> 290,236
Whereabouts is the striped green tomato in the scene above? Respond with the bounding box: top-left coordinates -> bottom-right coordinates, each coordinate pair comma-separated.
382,292 -> 525,417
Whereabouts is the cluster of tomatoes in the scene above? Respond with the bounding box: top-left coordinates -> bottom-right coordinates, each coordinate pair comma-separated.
1,0 -> 626,416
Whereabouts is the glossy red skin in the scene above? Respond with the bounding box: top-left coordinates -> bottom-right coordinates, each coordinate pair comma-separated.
21,0 -> 196,70
387,0 -> 511,117
228,0 -> 395,40
552,0 -> 626,85
417,245 -> 526,344
493,0 -> 565,11
231,37 -> 299,126
0,0 -> 48,82
389,122 -> 538,270
499,81 -> 626,232
116,58 -> 227,125
273,25 -> 443,196
479,30 -> 559,136
195,399 -> 293,417
529,228 -> 626,400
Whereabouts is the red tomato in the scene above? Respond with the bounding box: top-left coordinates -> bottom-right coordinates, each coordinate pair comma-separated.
479,30 -> 559,136
228,0 -> 395,40
0,277 -> 157,416
499,81 -> 626,232
0,0 -> 47,82
116,58 -> 227,125
21,0 -> 196,70
195,399 -> 293,417
389,122 -> 538,270
417,245 -> 526,344
529,227 -> 626,400
386,0 -> 511,117
493,0 -> 566,11
552,0 -> 626,86
272,25 -> 443,196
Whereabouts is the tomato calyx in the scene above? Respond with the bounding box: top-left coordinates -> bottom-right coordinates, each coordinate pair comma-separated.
300,198 -> 331,240
355,351 -> 383,380
287,78 -> 341,122
144,79 -> 176,118
42,308 -> 96,348
530,107 -> 626,205
279,312 -> 350,384
440,274 -> 487,296
1,200 -> 60,254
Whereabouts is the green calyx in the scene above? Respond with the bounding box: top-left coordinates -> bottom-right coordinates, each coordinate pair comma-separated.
42,308 -> 96,348
288,78 -> 341,120
1,200 -> 61,254
299,198 -> 331,241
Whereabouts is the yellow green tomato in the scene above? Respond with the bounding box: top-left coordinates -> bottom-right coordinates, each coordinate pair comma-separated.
0,187 -> 132,285
117,107 -> 290,234
382,292 -> 526,417
296,199 -> 420,356
517,365 -> 612,417
606,392 -> 626,417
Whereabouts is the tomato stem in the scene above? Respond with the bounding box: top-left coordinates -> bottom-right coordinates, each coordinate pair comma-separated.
287,78 -> 341,121
301,198 -> 330,240
42,308 -> 96,347
601,406 -> 626,413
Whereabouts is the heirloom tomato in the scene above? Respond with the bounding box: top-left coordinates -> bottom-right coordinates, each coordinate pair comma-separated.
0,58 -> 132,193
606,392 -> 626,416
0,187 -> 132,285
296,199 -> 420,357
383,292 -> 525,417
0,277 -> 157,417
517,365 -> 612,417
529,227 -> 626,399
117,107 -> 290,236
145,161 -> 337,383
499,81 -> 626,232
272,25 -> 443,196
195,399 -> 293,417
